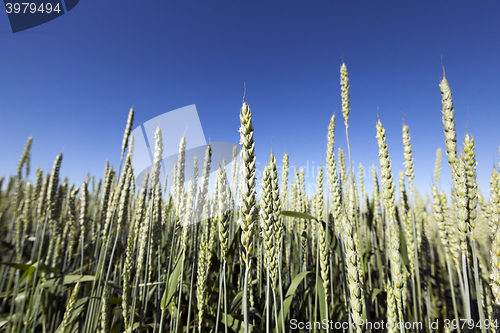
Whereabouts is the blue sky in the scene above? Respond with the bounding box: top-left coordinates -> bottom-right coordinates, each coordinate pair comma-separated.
1,0 -> 500,200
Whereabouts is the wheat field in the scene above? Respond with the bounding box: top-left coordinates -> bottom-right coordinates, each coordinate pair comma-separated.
0,64 -> 498,333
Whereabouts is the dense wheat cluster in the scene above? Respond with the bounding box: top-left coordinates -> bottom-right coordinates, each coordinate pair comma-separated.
1,65 -> 499,333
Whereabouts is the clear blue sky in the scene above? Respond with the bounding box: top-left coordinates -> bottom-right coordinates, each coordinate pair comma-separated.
1,0 -> 500,199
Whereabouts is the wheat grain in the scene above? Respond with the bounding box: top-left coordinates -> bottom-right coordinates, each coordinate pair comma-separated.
435,148 -> 442,185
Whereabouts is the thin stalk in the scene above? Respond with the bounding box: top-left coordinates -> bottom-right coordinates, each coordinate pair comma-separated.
83,207 -> 117,333
278,253 -> 285,333
346,126 -> 353,177
215,262 -> 223,333
410,196 -> 422,326
425,283 -> 432,332
456,263 -> 466,313
462,253 -> 472,333
129,200 -> 153,333
272,289 -> 279,333
29,214 -> 49,332
446,260 -> 461,333
243,267 -> 250,333
314,232 -> 320,333
139,208 -> 154,333
472,240 -> 486,333
153,246 -> 162,333
266,269 -> 270,333
223,261 -> 228,333
80,235 -> 84,273
338,235 -> 353,333
411,277 -> 417,328
186,222 -> 201,333
7,270 -> 20,333
117,154 -> 124,184
185,260 -> 196,332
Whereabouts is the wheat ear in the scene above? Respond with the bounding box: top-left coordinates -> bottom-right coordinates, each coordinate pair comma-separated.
376,119 -> 404,330
238,99 -> 256,333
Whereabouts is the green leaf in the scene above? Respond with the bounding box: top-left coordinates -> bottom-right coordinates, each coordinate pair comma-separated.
161,253 -> 182,311
0,318 -> 8,330
278,271 -> 311,333
321,220 -> 342,258
221,313 -> 242,332
0,262 -> 34,271
399,225 -> 410,270
110,321 -> 121,333
370,288 -> 382,304
317,275 -> 327,322
281,210 -> 317,221
0,261 -> 60,275
229,290 -> 243,314
42,275 -> 95,288
331,302 -> 346,322
108,297 -> 123,306
367,197 -> 375,229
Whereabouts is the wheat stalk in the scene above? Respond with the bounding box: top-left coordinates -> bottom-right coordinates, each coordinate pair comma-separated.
237,99 -> 257,333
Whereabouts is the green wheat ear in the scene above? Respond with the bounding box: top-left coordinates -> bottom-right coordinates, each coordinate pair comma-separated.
376,119 -> 404,328
238,100 -> 256,268
121,107 -> 134,158
17,136 -> 32,180
217,162 -> 230,261
316,166 -> 329,305
238,99 -> 256,333
490,168 -> 500,318
260,165 -> 273,276
341,63 -> 350,128
58,282 -> 81,333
